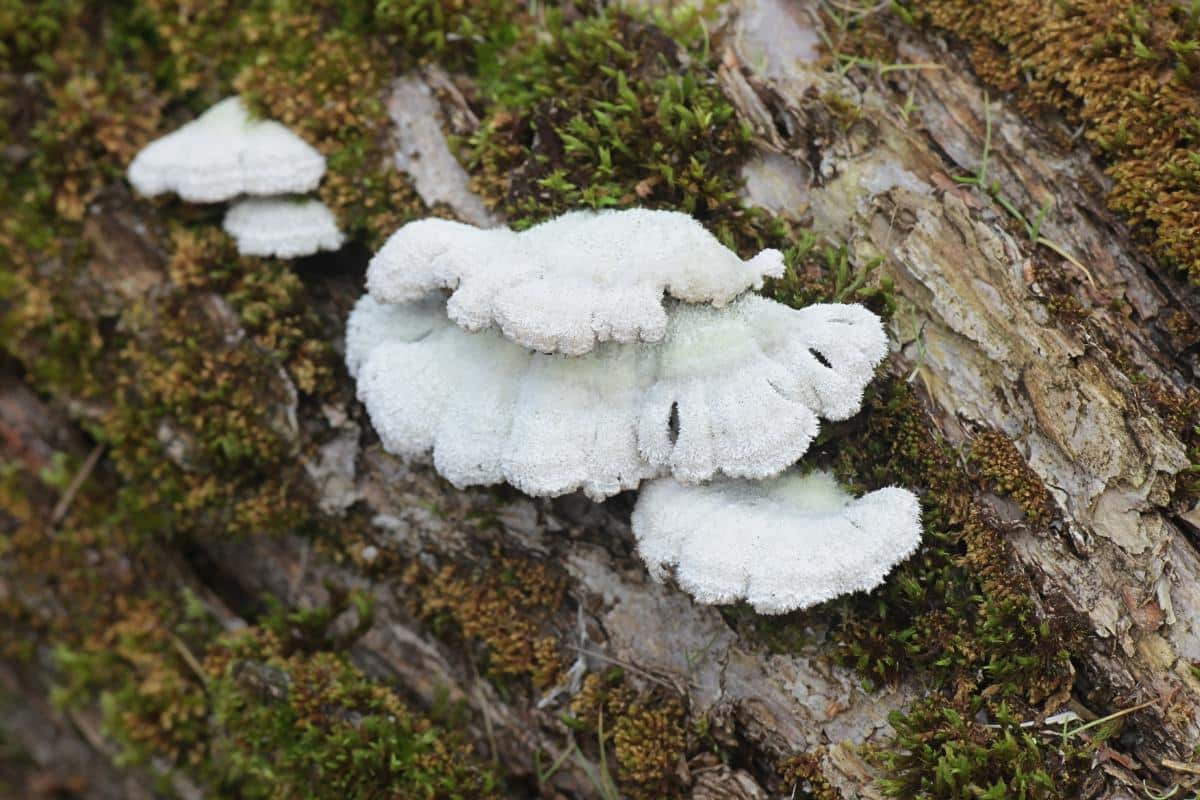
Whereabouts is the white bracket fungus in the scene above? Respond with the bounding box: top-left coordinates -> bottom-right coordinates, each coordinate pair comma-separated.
223,198 -> 345,258
365,209 -> 786,355
345,293 -> 886,499
127,97 -> 325,203
631,470 -> 922,614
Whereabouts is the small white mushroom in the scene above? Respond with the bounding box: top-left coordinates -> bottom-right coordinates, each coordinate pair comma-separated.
223,197 -> 345,258
365,209 -> 786,355
127,97 -> 325,203
345,292 -> 886,499
630,470 -> 923,614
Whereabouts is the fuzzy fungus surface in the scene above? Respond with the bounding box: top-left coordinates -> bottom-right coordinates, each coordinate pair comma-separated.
346,293 -> 886,499
127,97 -> 326,203
631,470 -> 923,614
223,197 -> 345,258
365,209 -> 786,355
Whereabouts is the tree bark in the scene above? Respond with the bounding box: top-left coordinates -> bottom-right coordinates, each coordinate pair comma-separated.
5,1 -> 1200,798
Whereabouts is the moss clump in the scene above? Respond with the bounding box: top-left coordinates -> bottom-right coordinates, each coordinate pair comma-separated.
103,227 -> 331,537
764,237 -> 898,320
879,698 -> 1092,799
907,0 -> 1200,282
57,596 -> 502,798
968,430 -> 1055,524
778,750 -> 842,800
828,379 -> 1078,700
0,6 -> 341,539
1134,377 -> 1200,509
0,454 -> 141,660
409,552 -> 566,689
569,671 -> 688,800
55,597 -> 215,767
206,628 -> 501,799
231,7 -> 427,246
806,377 -> 1088,792
373,0 -> 523,67
465,6 -> 788,253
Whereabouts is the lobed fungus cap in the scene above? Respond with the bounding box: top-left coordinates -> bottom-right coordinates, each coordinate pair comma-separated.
127,97 -> 326,203
631,470 -> 923,613
365,209 -> 786,355
345,293 -> 886,499
223,198 -> 345,259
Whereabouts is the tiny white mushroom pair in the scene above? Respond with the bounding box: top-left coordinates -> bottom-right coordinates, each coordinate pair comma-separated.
127,97 -> 344,259
348,209 -> 923,614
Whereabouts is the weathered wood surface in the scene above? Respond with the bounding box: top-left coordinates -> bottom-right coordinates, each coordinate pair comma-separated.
208,0 -> 1200,792
7,0 -> 1200,797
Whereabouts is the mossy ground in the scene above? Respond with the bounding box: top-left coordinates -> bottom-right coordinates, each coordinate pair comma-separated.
0,0 -> 1172,797
55,593 -> 502,798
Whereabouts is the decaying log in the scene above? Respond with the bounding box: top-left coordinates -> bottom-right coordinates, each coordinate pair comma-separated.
5,1 -> 1200,798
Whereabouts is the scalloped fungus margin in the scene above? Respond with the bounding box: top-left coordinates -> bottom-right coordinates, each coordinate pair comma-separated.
345,293 -> 887,500
223,197 -> 345,258
127,96 -> 326,203
632,470 -> 923,614
365,209 -> 785,355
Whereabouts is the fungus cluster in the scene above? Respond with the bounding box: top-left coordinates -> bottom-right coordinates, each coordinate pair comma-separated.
350,209 -> 922,613
127,96 -> 345,258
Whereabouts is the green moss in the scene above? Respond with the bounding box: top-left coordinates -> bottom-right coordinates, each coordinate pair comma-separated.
764,236 -> 898,319
879,698 -> 1092,799
825,379 -> 1078,699
465,6 -> 789,254
567,671 -> 690,800
409,552 -> 566,690
968,430 -> 1054,524
54,596 -> 216,767
56,594 -> 501,798
99,227 -> 331,537
907,0 -> 1200,283
373,0 -> 523,68
207,630 -> 500,799
0,451 -> 146,660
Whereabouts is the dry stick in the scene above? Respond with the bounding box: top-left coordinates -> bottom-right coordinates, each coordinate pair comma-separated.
1161,759 -> 1200,776
51,443 -> 104,525
1037,236 -> 1098,289
286,538 -> 311,605
537,740 -> 577,787
170,633 -> 209,689
476,685 -> 499,765
562,644 -> 679,691
1062,698 -> 1157,739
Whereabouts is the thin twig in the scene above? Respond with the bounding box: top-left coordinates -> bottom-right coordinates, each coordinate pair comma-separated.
1162,759 -> 1200,776
536,741 -> 576,787
1062,698 -> 1157,739
562,644 -> 678,690
51,443 -> 104,525
476,686 -> 499,764
1036,237 -> 1098,289
170,633 -> 209,689
286,538 -> 311,605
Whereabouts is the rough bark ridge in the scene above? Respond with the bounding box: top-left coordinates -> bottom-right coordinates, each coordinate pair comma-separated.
4,1 -> 1200,798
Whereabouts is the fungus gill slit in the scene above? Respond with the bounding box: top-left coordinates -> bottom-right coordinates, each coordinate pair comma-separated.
807,348 -> 832,369
667,401 -> 681,446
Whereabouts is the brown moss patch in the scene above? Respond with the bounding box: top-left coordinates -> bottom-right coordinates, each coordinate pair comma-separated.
778,750 -> 842,800
570,672 -> 688,799
408,552 -> 566,689
968,430 -> 1055,525
909,0 -> 1200,282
